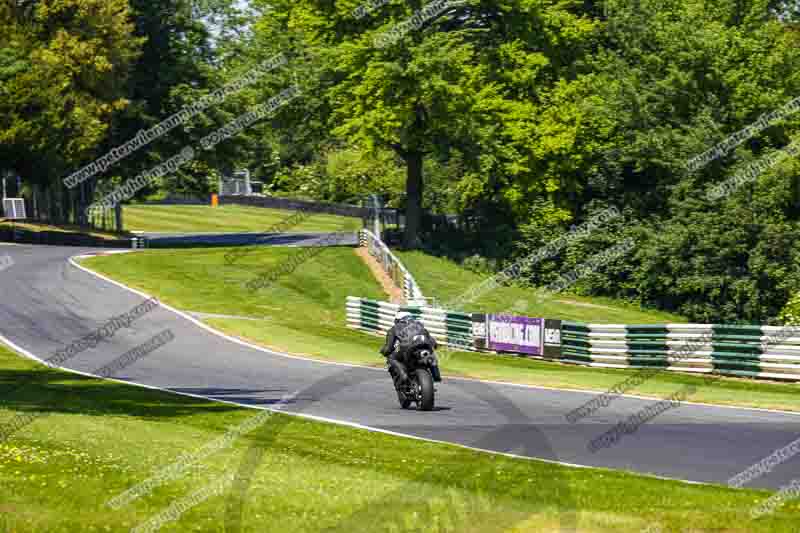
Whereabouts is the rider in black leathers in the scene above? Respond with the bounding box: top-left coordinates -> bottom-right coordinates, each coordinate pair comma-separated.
380,311 -> 437,386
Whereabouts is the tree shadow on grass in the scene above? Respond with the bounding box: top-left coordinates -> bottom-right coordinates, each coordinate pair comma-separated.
0,368 -> 243,421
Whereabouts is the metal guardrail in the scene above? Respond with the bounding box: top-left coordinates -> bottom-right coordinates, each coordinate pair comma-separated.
358,229 -> 425,304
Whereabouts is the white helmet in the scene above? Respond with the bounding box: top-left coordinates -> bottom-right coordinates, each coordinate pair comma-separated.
395,311 -> 412,322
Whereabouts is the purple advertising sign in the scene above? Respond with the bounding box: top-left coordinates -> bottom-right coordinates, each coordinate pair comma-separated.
487,315 -> 543,355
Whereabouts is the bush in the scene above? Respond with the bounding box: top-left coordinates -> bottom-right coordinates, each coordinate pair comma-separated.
779,292 -> 800,325
512,189 -> 800,324
461,254 -> 497,275
273,146 -> 404,205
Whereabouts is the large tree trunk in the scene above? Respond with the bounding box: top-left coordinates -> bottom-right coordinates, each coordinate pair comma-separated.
115,203 -> 123,233
403,150 -> 424,249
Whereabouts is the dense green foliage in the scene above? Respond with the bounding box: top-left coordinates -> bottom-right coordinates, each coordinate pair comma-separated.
1,0 -> 245,222
3,0 -> 800,322
0,0 -> 142,216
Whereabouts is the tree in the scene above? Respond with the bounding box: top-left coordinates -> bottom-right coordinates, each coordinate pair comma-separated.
0,0 -> 142,220
91,0 -> 227,201
249,0 -> 596,248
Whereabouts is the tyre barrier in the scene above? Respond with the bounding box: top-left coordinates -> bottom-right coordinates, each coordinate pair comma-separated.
345,296 -> 480,351
346,297 -> 800,381
561,322 -> 800,381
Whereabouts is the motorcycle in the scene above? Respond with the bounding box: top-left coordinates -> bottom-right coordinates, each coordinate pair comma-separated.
393,334 -> 442,411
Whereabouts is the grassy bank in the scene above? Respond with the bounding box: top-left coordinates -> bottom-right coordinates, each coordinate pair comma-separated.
396,250 -> 686,324
79,247 -> 800,412
1,343 -> 798,532
123,204 -> 362,233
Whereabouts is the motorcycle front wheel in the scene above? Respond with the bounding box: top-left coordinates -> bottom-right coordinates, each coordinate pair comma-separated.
413,369 -> 435,411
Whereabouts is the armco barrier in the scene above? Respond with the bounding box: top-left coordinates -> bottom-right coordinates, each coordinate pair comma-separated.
359,229 -> 425,304
560,322 -> 800,381
346,296 -> 479,351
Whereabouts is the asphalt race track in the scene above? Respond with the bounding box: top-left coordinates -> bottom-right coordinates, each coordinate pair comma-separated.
1,244 -> 799,490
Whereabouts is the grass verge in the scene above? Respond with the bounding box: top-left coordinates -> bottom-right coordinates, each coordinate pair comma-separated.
80,247 -> 800,413
1,344 -> 799,532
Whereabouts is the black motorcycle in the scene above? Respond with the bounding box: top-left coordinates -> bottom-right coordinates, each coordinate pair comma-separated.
393,335 -> 442,411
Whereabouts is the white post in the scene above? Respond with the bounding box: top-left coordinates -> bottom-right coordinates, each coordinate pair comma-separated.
371,194 -> 382,238
233,170 -> 251,195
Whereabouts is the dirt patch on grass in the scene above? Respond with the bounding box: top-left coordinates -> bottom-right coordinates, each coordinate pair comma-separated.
555,299 -> 616,310
355,247 -> 405,304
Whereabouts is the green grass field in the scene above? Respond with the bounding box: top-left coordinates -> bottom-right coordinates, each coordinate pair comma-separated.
1,343 -> 799,532
122,204 -> 362,233
396,251 -> 686,324
80,247 -> 800,412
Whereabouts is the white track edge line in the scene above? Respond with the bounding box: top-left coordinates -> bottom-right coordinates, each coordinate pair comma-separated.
0,327 -> 726,491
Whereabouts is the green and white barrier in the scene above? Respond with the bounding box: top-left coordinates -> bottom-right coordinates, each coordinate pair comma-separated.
345,296 -> 800,382
345,296 -> 479,351
560,322 -> 800,381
